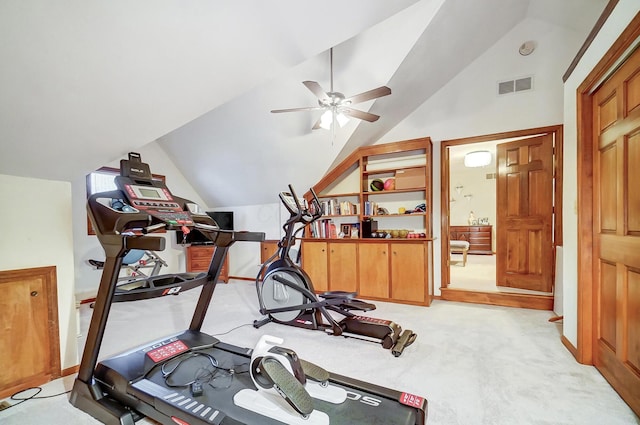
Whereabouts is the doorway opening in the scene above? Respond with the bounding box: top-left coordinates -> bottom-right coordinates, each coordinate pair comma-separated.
440,125 -> 563,310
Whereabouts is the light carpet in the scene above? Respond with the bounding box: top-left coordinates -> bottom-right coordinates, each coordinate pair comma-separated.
1,280 -> 637,425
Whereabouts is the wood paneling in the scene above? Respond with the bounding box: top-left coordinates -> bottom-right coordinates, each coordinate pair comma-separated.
185,246 -> 228,282
440,287 -> 553,310
599,260 -> 617,350
599,92 -> 619,132
497,135 -> 554,293
328,243 -> 357,292
600,143 -> 618,232
301,241 -> 328,292
589,36 -> 640,416
390,243 -> 426,303
0,267 -> 60,399
626,69 -> 640,113
358,243 -> 389,299
628,133 -> 640,233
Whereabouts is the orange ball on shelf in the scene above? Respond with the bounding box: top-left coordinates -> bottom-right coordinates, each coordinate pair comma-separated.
384,178 -> 395,190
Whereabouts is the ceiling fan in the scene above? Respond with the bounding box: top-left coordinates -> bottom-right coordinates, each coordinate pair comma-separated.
271,47 -> 391,130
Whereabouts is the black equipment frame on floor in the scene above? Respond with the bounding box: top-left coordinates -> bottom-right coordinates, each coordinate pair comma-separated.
69,152 -> 427,425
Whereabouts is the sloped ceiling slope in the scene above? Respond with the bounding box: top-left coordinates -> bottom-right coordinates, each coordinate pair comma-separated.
0,0 -> 418,181
0,0 -> 608,209
161,0 -> 607,208
161,0 -> 529,207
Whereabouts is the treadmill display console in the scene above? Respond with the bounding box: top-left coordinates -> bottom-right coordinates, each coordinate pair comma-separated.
123,183 -> 193,226
145,340 -> 189,363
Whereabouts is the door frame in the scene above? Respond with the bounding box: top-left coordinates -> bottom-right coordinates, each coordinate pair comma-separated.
440,125 -> 563,310
575,14 -> 640,365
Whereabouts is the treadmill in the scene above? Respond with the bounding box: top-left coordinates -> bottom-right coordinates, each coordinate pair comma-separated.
69,152 -> 428,425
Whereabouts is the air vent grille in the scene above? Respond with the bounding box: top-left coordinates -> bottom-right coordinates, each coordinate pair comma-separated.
497,76 -> 533,95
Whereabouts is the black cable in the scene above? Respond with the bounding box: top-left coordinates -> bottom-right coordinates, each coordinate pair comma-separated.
2,386 -> 71,411
211,323 -> 253,336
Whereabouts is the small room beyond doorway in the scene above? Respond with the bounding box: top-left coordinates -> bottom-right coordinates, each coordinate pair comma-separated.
440,126 -> 562,310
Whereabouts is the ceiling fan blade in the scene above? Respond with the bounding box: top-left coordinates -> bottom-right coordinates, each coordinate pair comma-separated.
343,86 -> 391,105
271,106 -> 324,113
303,81 -> 329,102
341,107 -> 380,122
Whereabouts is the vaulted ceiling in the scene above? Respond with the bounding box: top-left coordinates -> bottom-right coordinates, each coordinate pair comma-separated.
0,0 -> 607,207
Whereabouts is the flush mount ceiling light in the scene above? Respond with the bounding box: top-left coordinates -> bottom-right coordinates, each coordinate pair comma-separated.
519,40 -> 536,56
464,151 -> 492,167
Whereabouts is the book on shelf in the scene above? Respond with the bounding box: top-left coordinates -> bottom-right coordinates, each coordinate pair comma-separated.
320,198 -> 358,216
363,201 -> 379,216
309,218 -> 338,239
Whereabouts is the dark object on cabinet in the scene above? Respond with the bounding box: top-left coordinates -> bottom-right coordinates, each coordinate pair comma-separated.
449,225 -> 493,254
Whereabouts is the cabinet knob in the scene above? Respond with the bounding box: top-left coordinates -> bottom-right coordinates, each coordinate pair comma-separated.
382,251 -> 386,255
31,291 -> 38,297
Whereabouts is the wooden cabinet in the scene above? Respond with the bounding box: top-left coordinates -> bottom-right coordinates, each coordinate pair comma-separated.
358,243 -> 389,298
260,240 -> 280,264
300,138 -> 435,306
303,239 -> 432,306
450,225 -> 493,254
328,242 -> 357,292
258,240 -> 280,280
300,241 -> 358,293
185,245 -> 229,283
390,242 -> 426,303
301,241 -> 328,292
0,267 -> 60,399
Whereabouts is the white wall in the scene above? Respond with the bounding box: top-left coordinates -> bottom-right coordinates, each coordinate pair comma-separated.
0,174 -> 78,370
214,202 -> 283,280
378,17 -> 582,296
561,0 -> 639,348
72,142 -> 210,299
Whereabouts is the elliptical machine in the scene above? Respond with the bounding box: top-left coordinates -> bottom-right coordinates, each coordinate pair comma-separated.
254,185 -> 417,357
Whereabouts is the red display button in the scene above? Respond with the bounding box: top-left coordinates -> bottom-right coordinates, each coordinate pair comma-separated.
399,392 -> 424,408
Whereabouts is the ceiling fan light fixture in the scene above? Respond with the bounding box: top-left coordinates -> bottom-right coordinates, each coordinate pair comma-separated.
319,109 -> 350,130
336,112 -> 349,127
464,150 -> 492,167
319,110 -> 333,130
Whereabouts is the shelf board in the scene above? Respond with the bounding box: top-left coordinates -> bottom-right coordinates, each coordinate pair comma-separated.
363,212 -> 426,218
363,165 -> 426,176
301,237 -> 433,242
317,192 -> 360,199
363,188 -> 426,195
319,214 -> 359,218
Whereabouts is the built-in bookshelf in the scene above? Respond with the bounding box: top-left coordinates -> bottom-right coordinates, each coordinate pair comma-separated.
305,138 -> 432,240
301,137 -> 435,306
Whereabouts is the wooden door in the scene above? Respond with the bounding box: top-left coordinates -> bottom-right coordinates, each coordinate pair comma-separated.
591,47 -> 640,415
301,241 -> 328,292
391,242 -> 426,303
358,243 -> 389,298
0,267 -> 60,399
328,242 -> 357,292
496,134 -> 554,292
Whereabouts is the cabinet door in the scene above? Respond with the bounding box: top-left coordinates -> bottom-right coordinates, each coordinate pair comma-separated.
186,246 -> 214,272
358,243 -> 389,298
390,243 -> 426,303
328,243 -> 357,292
301,241 -> 328,292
